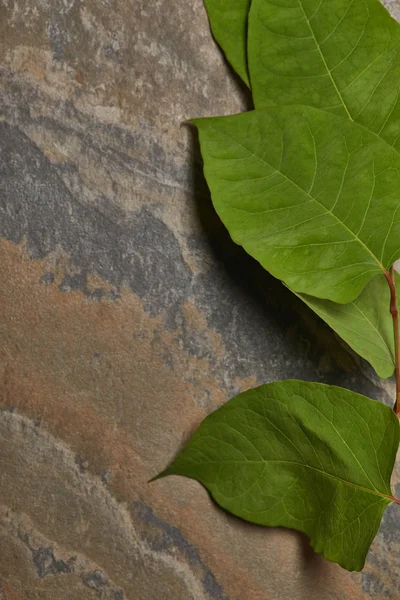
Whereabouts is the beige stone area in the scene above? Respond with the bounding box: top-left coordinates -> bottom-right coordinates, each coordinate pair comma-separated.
0,0 -> 400,598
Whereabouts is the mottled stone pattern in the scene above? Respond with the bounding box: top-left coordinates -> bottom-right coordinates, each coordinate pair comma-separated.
0,0 -> 399,598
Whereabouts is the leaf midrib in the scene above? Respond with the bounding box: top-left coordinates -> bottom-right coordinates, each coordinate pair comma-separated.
213,123 -> 388,276
254,1 -> 400,161
294,0 -> 400,276
190,456 -> 400,504
295,0 -> 400,161
297,0 -> 354,121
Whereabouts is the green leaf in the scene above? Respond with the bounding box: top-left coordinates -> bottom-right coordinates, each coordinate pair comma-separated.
200,0 -> 400,374
297,272 -> 400,379
248,0 -> 400,147
204,0 -> 251,87
199,0 -> 400,375
156,380 -> 400,571
193,106 -> 400,303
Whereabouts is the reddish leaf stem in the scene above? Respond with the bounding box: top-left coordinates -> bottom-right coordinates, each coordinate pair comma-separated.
384,267 -> 400,416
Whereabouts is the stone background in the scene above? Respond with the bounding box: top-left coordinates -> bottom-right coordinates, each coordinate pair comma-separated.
1,0 -> 400,598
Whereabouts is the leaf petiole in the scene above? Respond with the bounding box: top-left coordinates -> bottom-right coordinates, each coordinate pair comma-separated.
385,266 -> 400,416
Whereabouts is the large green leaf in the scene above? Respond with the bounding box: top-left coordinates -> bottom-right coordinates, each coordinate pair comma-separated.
248,0 -> 400,148
193,106 -> 400,303
199,0 -> 400,376
204,0 -> 251,86
156,380 -> 400,571
297,272 -> 400,379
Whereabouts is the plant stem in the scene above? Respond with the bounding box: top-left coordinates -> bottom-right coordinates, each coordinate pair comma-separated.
385,267 -> 400,415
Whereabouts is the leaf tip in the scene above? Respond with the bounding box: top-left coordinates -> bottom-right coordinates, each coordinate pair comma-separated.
148,471 -> 166,484
148,465 -> 177,484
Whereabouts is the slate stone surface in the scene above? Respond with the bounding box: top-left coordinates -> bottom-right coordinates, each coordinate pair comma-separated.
0,0 -> 400,598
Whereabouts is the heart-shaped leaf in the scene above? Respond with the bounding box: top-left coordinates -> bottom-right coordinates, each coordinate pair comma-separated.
248,0 -> 400,148
156,380 -> 400,571
297,272 -> 400,379
193,106 -> 400,303
204,0 -> 251,86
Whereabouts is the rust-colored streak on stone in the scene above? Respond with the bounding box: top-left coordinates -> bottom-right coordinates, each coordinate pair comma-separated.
0,239 -> 263,599
0,238 -> 385,600
0,238 -> 203,476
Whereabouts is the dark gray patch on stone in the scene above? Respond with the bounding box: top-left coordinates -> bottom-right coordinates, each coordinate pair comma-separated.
47,21 -> 67,61
101,469 -> 110,485
202,571 -> 226,600
83,569 -> 107,590
0,122 -> 387,401
191,262 -> 318,393
114,591 -> 124,600
151,329 -> 174,370
132,501 -> 228,600
360,571 -> 392,599
109,289 -> 121,302
133,501 -> 199,564
102,43 -> 122,63
191,266 -> 294,386
59,273 -> 87,293
0,123 -> 192,328
361,572 -> 383,597
87,288 -> 106,301
92,288 -> 106,301
75,455 -> 89,472
40,272 -> 55,285
380,503 -> 400,545
188,234 -> 388,400
31,546 -> 72,578
123,210 -> 192,328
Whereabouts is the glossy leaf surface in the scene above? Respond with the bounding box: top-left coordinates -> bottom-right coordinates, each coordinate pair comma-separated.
158,380 -> 399,571
248,0 -> 400,150
200,0 -> 400,375
193,107 -> 400,303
